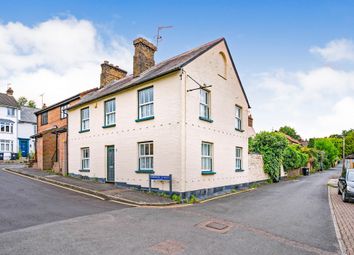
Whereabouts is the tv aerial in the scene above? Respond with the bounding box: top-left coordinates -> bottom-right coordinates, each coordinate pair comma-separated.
155,25 -> 173,49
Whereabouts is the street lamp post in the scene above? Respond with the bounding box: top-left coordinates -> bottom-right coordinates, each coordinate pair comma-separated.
342,135 -> 346,172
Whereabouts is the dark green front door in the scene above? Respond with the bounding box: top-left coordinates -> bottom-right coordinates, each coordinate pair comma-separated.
106,146 -> 115,182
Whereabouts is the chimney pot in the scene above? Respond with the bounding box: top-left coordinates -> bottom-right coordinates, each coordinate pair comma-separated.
248,114 -> 254,127
6,87 -> 13,96
133,37 -> 157,77
100,61 -> 127,88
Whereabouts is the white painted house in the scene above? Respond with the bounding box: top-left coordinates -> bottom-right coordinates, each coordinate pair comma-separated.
0,88 -> 38,160
68,37 -> 268,198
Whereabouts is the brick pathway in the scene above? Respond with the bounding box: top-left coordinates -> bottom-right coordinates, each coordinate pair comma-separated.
329,187 -> 354,255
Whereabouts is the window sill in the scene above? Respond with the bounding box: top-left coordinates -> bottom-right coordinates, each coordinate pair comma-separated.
79,169 -> 90,172
199,117 -> 214,123
235,169 -> 245,172
102,124 -> 116,129
135,169 -> 155,174
235,128 -> 245,132
79,129 -> 90,133
135,116 -> 154,122
201,171 -> 216,175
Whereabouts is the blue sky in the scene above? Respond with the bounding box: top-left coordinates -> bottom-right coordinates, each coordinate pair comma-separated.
1,1 -> 354,137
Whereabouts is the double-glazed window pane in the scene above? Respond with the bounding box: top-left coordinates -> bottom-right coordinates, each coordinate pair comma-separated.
139,142 -> 153,170
105,99 -> 116,126
0,122 -> 13,133
81,108 -> 89,131
60,105 -> 68,119
0,140 -> 13,152
236,147 -> 242,170
41,112 -> 48,125
7,108 -> 15,116
201,142 -> 213,171
138,87 -> 154,119
81,148 -> 90,170
235,106 -> 242,130
200,90 -> 210,119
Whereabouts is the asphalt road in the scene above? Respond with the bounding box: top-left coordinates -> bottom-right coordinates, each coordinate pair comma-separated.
0,166 -> 129,234
0,166 -> 341,255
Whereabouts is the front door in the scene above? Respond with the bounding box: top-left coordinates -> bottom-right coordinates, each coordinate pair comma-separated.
106,146 -> 115,182
19,139 -> 29,157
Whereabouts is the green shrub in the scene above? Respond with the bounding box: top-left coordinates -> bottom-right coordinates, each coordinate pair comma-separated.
249,131 -> 288,182
171,194 -> 181,203
283,144 -> 308,171
188,195 -> 198,204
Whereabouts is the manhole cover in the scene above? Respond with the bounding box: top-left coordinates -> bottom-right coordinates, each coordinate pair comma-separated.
205,222 -> 228,230
149,239 -> 185,255
197,220 -> 233,234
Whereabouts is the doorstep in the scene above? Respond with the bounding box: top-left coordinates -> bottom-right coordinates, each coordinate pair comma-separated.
2,167 -> 176,207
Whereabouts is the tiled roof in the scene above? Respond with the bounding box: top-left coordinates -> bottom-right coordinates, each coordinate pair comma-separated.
0,93 -> 19,108
20,106 -> 39,123
72,37 -> 251,109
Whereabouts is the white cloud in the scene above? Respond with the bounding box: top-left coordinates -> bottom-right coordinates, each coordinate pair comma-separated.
0,17 -> 133,106
310,39 -> 354,62
249,64 -> 354,138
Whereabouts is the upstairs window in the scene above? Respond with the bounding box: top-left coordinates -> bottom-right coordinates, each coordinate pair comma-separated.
236,147 -> 243,171
60,104 -> 69,119
200,90 -> 210,120
41,112 -> 48,125
138,87 -> 154,120
104,99 -> 116,126
0,122 -> 13,133
138,142 -> 154,171
81,147 -> 90,170
235,105 -> 242,130
80,107 -> 90,131
7,108 -> 15,116
201,142 -> 213,172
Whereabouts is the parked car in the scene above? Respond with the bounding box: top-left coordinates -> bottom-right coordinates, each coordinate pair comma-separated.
338,168 -> 354,202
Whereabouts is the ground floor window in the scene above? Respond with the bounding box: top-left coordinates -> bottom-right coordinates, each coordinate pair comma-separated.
0,140 -> 13,152
81,147 -> 90,170
138,142 -> 153,171
201,142 -> 213,171
236,147 -> 243,171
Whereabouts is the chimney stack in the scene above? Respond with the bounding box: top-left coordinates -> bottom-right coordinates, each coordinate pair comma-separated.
133,37 -> 157,77
100,61 -> 127,88
6,87 -> 13,96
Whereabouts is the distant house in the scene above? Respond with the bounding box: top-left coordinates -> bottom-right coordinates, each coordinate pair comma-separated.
345,154 -> 354,169
67,37 -> 264,198
0,87 -> 38,160
33,88 -> 97,174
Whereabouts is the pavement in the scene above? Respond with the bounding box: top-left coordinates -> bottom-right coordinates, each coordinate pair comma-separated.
3,166 -> 175,206
328,175 -> 354,255
0,164 -> 342,255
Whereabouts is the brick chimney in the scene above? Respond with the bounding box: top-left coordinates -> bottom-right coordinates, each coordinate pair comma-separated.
100,61 -> 127,88
6,87 -> 13,96
133,37 -> 157,77
248,114 -> 254,127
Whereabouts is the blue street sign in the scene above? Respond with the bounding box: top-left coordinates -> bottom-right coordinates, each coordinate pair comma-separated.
149,175 -> 171,181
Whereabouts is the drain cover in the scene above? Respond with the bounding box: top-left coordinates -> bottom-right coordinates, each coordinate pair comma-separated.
206,222 -> 228,230
149,240 -> 185,255
197,220 -> 233,234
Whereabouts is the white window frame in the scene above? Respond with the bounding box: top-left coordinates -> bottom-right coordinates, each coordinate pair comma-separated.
0,140 -> 14,152
0,122 -> 13,133
81,147 -> 90,170
235,105 -> 242,130
138,87 -> 154,119
138,142 -> 154,171
200,89 -> 210,119
236,147 -> 243,171
60,104 -> 69,119
201,142 -> 213,172
81,107 -> 90,131
7,108 -> 15,116
104,99 -> 116,126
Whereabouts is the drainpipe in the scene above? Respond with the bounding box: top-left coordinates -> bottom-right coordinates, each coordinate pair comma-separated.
180,69 -> 187,195
53,125 -> 58,162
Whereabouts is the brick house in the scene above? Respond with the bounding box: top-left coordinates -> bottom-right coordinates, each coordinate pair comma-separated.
67,37 -> 269,198
33,89 -> 96,174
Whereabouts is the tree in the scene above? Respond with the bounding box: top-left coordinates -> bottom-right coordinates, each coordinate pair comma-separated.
27,100 -> 37,108
279,126 -> 301,141
17,97 -> 28,107
249,131 -> 288,182
283,144 -> 308,171
313,138 -> 339,169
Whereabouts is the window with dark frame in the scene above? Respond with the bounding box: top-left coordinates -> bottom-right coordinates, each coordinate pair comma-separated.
41,112 -> 48,125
